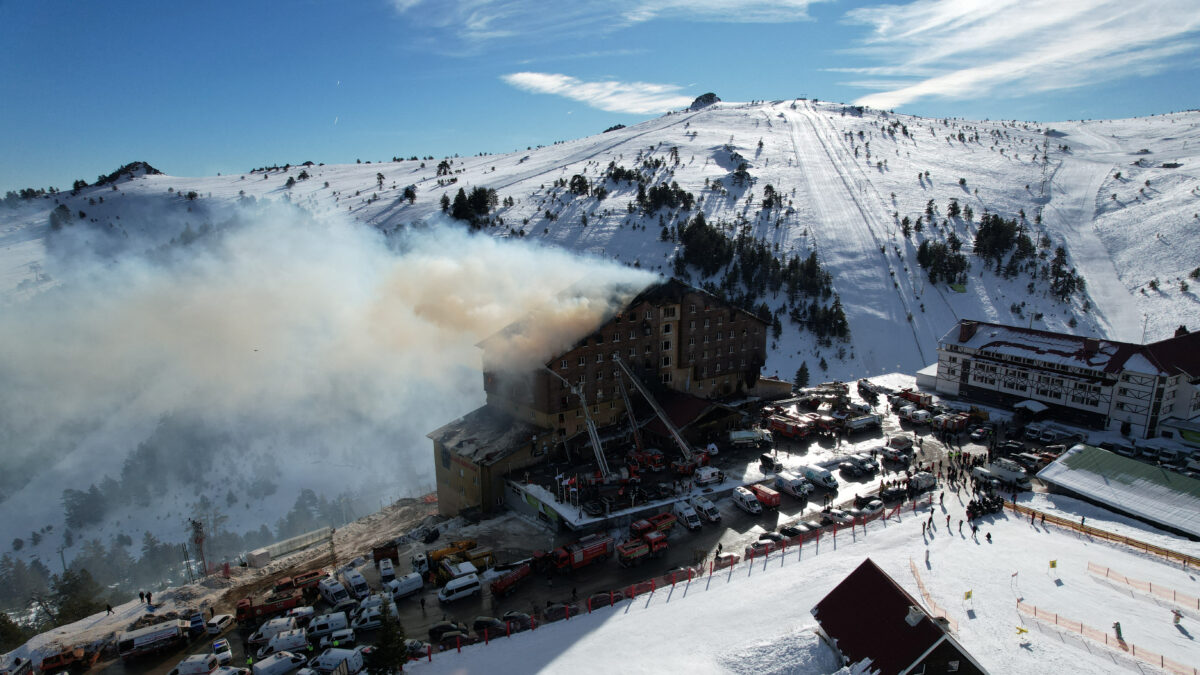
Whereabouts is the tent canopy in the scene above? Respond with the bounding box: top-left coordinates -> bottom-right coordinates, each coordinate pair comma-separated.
1014,399 -> 1049,413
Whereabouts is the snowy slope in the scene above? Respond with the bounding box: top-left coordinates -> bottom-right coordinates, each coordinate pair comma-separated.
2,100 -> 1199,566
410,496 -> 1200,674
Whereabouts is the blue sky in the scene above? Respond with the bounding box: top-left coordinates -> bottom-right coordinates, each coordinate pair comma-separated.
2,0 -> 1198,194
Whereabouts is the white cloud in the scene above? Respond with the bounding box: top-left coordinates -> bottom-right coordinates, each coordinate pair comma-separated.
392,0 -> 823,45
842,0 -> 1200,110
502,72 -> 695,114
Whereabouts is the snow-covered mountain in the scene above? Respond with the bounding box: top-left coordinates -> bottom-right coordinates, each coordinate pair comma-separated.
2,99 -> 1198,568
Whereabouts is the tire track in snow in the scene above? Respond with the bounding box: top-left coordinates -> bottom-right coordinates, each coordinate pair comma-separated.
780,103 -> 927,373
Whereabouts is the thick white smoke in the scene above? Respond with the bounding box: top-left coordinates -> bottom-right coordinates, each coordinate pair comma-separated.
0,201 -> 652,554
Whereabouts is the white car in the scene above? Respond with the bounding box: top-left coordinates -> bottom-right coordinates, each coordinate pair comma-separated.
211,639 -> 233,666
861,499 -> 884,514
821,509 -> 855,525
207,614 -> 235,635
318,629 -> 356,650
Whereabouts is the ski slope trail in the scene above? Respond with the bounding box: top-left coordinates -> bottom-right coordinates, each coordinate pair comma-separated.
1041,122 -> 1142,342
782,103 -> 928,374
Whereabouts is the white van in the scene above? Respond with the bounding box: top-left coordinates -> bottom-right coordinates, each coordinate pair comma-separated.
350,603 -> 397,631
248,617 -> 297,646
356,593 -> 391,614
257,629 -> 308,659
802,466 -> 838,490
307,648 -> 364,675
384,573 -> 422,600
731,487 -> 762,515
689,496 -> 721,523
377,558 -> 396,584
437,573 -> 482,603
251,652 -> 307,675
316,579 -> 349,607
673,501 -> 702,530
340,570 -> 370,600
773,471 -> 812,499
168,654 -> 219,675
306,612 -> 349,641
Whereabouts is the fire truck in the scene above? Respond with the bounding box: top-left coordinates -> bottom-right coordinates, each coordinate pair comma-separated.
616,530 -> 669,567
235,589 -> 302,623
630,512 -> 676,539
489,563 -> 531,598
533,534 -> 614,573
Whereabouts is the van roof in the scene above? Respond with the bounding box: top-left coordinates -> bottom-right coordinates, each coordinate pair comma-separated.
444,573 -> 480,588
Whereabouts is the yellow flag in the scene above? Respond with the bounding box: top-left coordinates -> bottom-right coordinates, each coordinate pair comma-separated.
1049,560 -> 1057,569
964,590 -> 973,600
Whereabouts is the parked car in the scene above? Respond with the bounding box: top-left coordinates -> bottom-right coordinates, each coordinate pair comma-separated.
881,447 -> 910,463
879,486 -> 908,502
428,621 -> 468,644
970,426 -> 992,442
838,461 -> 865,478
501,611 -> 532,632
744,540 -> 777,558
861,499 -> 884,514
821,509 -> 855,525
543,603 -> 579,622
471,617 -> 506,638
758,532 -> 785,544
713,552 -> 741,570
435,631 -> 477,652
778,522 -> 812,537
207,614 -> 235,635
211,639 -> 233,666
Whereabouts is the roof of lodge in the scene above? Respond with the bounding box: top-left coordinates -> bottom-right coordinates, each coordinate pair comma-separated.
477,277 -> 768,365
426,405 -> 539,466
1037,444 -> 1200,539
939,320 -> 1200,377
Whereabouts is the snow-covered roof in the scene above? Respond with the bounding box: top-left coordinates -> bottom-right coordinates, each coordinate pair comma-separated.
942,321 -> 1200,377
1037,445 -> 1200,538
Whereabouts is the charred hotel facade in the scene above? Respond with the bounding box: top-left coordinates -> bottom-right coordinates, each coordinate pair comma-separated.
428,278 -> 770,518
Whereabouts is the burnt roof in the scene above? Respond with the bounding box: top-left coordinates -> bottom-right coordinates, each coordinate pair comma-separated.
426,405 -> 538,466
813,558 -> 983,675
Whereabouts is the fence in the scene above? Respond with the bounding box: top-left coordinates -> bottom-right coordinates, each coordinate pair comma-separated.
1016,600 -> 1197,675
909,559 -> 958,632
1005,502 -> 1200,568
421,493 -> 929,662
1087,562 -> 1200,610
265,526 -> 333,560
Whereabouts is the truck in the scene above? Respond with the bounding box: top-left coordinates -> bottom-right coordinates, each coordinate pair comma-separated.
411,540 -> 476,578
489,563 -> 531,598
630,512 -> 677,538
773,471 -> 813,499
272,569 -> 325,596
689,495 -> 721,523
118,621 -> 192,660
843,414 -> 882,433
236,589 -> 303,624
767,414 -> 811,439
975,459 -> 1031,488
896,388 -> 933,408
533,534 -> 614,573
371,542 -> 400,567
746,484 -> 781,509
729,428 -> 772,449
616,530 -> 669,567
436,560 -> 478,584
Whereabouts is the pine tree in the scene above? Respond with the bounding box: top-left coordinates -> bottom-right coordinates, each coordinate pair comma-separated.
50,568 -> 105,625
366,606 -> 407,674
794,362 -> 810,389
440,194 -> 450,212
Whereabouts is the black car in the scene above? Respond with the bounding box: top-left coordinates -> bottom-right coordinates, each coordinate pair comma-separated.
471,616 -> 507,638
838,461 -> 865,477
879,486 -> 908,502
779,522 -> 812,537
428,621 -> 469,643
544,602 -> 580,622
501,611 -> 532,632
759,532 -> 785,543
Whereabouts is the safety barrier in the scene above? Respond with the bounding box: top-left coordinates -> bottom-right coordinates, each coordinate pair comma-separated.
1005,502 -> 1200,568
420,492 -> 933,662
1016,600 -> 1197,675
908,559 -> 959,632
1087,562 -> 1200,610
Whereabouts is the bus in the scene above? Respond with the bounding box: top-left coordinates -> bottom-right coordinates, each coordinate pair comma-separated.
117,620 -> 191,660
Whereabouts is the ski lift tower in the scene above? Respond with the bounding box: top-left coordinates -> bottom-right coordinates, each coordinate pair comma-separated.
189,518 -> 207,577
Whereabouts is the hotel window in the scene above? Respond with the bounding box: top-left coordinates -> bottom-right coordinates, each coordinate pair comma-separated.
662,324 -> 673,335
689,304 -> 696,313
662,355 -> 671,367
663,307 -> 677,318
560,359 -> 568,369
578,356 -> 586,366
662,340 -> 672,351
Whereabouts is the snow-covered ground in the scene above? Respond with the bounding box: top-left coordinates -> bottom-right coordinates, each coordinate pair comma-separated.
410,492 -> 1200,674
3,100 -> 1199,568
